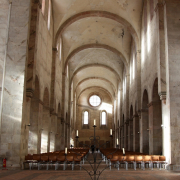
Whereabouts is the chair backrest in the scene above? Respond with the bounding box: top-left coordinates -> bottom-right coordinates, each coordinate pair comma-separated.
159,156 -> 166,162
126,155 -> 135,162
33,154 -> 41,161
118,155 -> 126,161
66,155 -> 74,162
74,155 -> 82,162
111,155 -> 119,161
25,155 -> 33,161
57,155 -> 65,161
135,155 -> 143,162
151,155 -> 159,162
143,155 -> 152,162
40,155 -> 49,162
49,155 -> 57,162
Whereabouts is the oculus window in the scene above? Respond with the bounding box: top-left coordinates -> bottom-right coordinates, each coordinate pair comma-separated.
89,95 -> 101,107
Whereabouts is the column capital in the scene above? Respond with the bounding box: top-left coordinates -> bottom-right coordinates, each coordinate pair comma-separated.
155,1 -> 166,12
26,88 -> 34,98
159,91 -> 166,100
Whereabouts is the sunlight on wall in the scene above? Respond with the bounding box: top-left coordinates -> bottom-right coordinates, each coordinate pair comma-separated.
133,54 -> 135,79
100,103 -> 112,114
163,114 -> 171,164
41,132 -> 48,153
50,133 -> 55,152
141,35 -> 145,64
147,23 -> 151,52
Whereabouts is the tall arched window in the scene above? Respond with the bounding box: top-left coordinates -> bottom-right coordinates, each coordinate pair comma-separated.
47,0 -> 51,30
84,111 -> 88,124
59,37 -> 62,61
102,111 -> 106,125
42,0 -> 45,15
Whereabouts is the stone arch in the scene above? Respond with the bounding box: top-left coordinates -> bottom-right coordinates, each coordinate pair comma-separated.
75,77 -> 117,95
71,64 -> 121,87
77,86 -> 113,103
28,76 -> 40,154
149,78 -> 162,155
55,11 -> 140,50
141,89 -> 149,154
64,44 -> 128,74
41,87 -> 50,153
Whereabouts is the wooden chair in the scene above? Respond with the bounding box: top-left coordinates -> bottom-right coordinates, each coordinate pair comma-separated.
159,156 -> 166,170
47,155 -> 57,170
39,155 -> 49,170
73,154 -> 82,170
66,154 -> 74,170
134,155 -> 144,170
142,155 -> 152,170
108,155 -> 119,170
151,155 -> 159,170
24,154 -> 33,170
32,154 -> 41,170
125,155 -> 135,170
56,154 -> 66,170
118,155 -> 126,169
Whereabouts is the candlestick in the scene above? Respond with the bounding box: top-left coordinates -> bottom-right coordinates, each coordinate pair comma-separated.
65,147 -> 67,154
123,148 -> 125,154
117,138 -> 118,145
110,129 -> 112,135
94,119 -> 96,126
76,130 -> 78,136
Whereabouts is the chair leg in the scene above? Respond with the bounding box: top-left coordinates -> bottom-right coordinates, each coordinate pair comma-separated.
134,162 -> 136,170
63,162 -> 66,170
109,161 -> 111,170
80,161 -> 82,170
125,162 -> 128,170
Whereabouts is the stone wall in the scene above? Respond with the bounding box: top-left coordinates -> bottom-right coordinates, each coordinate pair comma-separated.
166,0 -> 180,169
0,0 -> 31,167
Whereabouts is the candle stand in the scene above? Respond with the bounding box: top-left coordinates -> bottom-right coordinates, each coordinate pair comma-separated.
72,125 -> 119,180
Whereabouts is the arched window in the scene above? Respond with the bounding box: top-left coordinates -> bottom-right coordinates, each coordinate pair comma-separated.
102,111 -> 106,125
59,37 -> 62,61
84,111 -> 88,124
47,0 -> 51,30
42,0 -> 45,15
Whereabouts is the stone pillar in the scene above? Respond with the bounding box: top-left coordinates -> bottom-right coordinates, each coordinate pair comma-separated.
133,114 -> 140,152
128,119 -> 133,151
155,1 -> 167,94
140,109 -> 149,154
37,102 -> 43,154
124,119 -> 129,150
136,50 -> 141,111
0,0 -> 31,168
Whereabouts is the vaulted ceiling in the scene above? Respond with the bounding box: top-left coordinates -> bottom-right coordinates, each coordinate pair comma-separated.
52,0 -> 143,104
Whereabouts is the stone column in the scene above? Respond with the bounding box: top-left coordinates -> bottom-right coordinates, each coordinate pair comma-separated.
0,0 -> 31,168
124,119 -> 129,150
37,102 -> 43,154
140,109 -> 149,154
128,119 -> 133,151
155,1 -> 167,94
133,114 -> 140,152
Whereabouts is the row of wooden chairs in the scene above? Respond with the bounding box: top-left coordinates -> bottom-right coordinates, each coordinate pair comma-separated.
107,155 -> 166,170
24,149 -> 89,170
100,149 -> 166,171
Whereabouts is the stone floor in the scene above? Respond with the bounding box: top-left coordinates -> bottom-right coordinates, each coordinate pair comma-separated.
0,153 -> 180,180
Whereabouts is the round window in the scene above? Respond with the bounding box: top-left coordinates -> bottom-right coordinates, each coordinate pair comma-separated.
89,95 -> 101,107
